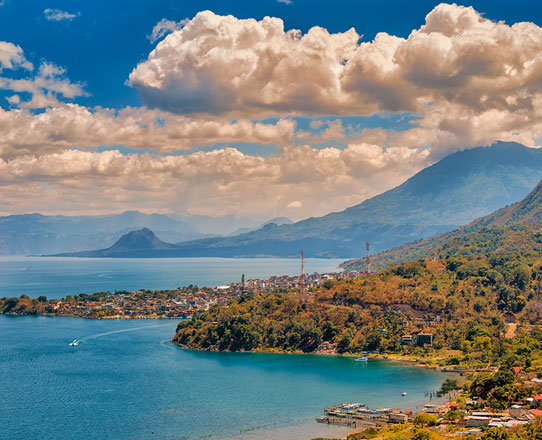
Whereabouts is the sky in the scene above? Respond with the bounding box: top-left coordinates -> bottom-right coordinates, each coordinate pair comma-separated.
2,0 -> 542,221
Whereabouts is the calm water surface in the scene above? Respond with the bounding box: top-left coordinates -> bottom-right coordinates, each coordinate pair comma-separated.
1,316 -> 450,440
0,257 -> 343,298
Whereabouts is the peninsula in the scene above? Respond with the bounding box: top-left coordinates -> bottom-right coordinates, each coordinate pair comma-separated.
0,269 -> 353,319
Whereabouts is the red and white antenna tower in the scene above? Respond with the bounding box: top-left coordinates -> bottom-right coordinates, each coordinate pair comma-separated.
300,250 -> 306,292
365,242 -> 370,275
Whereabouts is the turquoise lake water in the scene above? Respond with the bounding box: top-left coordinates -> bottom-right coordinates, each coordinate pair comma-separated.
1,315 -> 451,440
0,256 -> 343,299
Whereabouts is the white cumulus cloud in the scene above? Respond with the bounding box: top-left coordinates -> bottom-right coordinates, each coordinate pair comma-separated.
44,8 -> 80,22
148,18 -> 188,43
0,61 -> 87,108
127,4 -> 542,156
0,41 -> 32,72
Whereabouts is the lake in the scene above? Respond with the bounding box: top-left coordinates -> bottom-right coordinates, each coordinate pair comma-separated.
0,316 -> 450,440
0,256 -> 343,299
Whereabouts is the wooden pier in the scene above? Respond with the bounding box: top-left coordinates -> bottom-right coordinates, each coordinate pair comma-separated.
316,417 -> 370,427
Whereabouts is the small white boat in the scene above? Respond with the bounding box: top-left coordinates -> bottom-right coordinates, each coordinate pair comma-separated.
69,339 -> 80,346
354,357 -> 368,362
402,392 -> 407,396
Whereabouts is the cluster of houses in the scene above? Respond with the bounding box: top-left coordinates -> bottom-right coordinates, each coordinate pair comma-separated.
231,270 -> 358,293
43,287 -> 237,319
320,397 -> 542,434
320,364 -> 542,435
421,398 -> 542,430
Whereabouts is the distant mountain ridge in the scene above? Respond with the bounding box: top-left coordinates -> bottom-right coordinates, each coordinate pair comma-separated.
175,214 -> 291,235
343,179 -> 542,271
54,141 -> 542,259
227,217 -> 294,236
0,211 -> 202,256
0,210 -> 295,256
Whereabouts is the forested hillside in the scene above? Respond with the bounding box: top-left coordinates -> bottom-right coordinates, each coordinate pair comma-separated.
174,252 -> 542,367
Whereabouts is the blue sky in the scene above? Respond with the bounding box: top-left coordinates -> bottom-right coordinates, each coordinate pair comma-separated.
2,1 -> 542,219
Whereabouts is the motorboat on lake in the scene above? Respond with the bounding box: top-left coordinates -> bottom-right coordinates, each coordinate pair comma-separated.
354,357 -> 368,362
69,339 -> 80,346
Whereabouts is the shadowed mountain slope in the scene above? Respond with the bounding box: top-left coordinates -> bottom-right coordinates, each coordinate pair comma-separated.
343,180 -> 542,271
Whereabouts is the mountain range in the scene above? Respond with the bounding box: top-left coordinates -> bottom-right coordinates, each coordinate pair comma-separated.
53,141 -> 542,259
0,210 -> 294,256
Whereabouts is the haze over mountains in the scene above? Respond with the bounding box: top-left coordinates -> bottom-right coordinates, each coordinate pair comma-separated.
0,211 -> 203,256
0,210 -> 295,256
54,141 -> 542,259
174,215 -> 293,236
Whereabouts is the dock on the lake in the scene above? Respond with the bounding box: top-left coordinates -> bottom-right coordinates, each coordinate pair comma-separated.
318,402 -> 412,427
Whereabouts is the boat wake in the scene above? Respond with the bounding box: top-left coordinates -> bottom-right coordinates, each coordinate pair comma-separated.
77,323 -> 174,343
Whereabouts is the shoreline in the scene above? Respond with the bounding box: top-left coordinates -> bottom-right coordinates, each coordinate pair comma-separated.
1,312 -> 180,320
174,343 -> 470,376
4,312 -> 468,378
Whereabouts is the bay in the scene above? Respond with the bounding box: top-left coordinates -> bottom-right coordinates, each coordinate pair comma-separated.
0,256 -> 343,299
1,315 -> 451,440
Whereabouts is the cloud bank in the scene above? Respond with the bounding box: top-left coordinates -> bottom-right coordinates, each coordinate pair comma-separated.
0,105 -> 296,159
0,144 -> 428,217
130,5 -> 542,118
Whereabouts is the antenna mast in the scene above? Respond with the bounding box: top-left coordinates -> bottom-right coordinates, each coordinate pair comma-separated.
365,242 -> 370,275
300,250 -> 305,293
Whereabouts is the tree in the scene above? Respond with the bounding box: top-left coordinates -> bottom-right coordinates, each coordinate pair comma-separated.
439,379 -> 459,396
414,413 -> 437,427
2,297 -> 19,312
512,266 -> 531,290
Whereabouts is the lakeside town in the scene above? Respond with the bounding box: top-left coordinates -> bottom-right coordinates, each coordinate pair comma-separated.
0,269 -> 359,319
